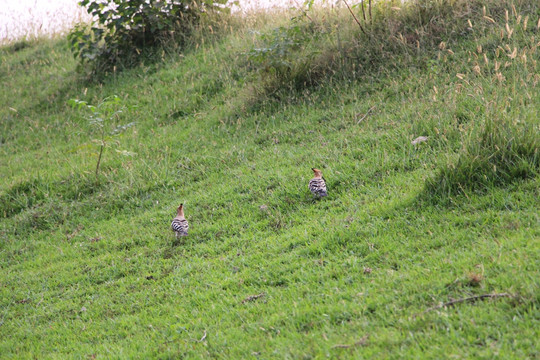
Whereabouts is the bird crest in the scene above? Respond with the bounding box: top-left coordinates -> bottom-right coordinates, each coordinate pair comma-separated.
176,204 -> 184,217
311,168 -> 323,178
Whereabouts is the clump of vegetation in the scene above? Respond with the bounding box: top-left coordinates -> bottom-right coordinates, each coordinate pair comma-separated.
246,20 -> 321,88
244,0 -> 449,87
426,115 -> 539,197
69,0 -> 229,75
246,0 -> 537,93
424,3 -> 539,199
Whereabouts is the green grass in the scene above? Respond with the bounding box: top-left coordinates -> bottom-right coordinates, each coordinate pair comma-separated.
1,1 -> 539,358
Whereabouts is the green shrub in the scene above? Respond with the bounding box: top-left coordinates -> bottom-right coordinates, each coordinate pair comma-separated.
246,20 -> 321,87
69,0 -> 228,75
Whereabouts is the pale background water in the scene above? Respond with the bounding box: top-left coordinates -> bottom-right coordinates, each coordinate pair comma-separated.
0,0 -> 306,43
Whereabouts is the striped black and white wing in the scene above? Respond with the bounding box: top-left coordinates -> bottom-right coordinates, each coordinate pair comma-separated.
171,218 -> 189,236
309,178 -> 328,197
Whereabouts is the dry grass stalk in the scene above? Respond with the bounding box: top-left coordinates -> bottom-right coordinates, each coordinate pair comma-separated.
415,293 -> 514,318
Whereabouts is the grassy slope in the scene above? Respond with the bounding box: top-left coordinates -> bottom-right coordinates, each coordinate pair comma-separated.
1,4 -> 539,359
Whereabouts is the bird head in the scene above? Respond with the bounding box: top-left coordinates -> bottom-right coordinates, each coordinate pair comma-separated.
177,204 -> 185,217
311,168 -> 323,178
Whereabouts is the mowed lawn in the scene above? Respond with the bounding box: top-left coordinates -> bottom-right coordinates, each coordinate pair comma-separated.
1,2 -> 539,358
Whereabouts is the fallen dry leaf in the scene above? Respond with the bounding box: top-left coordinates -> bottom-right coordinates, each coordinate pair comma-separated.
411,136 -> 428,145
242,293 -> 266,304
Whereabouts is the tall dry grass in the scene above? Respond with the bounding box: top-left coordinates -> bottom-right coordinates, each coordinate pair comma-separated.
0,0 -> 90,45
425,4 -> 539,198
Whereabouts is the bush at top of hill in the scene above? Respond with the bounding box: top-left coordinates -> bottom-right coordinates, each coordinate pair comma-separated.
69,0 -> 229,77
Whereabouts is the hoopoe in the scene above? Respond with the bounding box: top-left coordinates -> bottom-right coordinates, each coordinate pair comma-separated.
171,204 -> 189,238
309,168 -> 328,197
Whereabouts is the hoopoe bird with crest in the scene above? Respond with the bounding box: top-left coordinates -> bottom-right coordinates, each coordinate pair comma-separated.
171,204 -> 189,238
309,168 -> 328,197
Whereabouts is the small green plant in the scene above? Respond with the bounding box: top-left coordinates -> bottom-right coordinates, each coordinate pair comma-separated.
68,95 -> 135,179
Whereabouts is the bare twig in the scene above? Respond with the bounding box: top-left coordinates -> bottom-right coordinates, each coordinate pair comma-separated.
457,182 -> 471,201
415,293 -> 513,318
369,0 -> 372,23
357,106 -> 376,124
95,131 -> 105,179
242,293 -> 265,304
293,0 -> 313,22
199,330 -> 207,342
332,335 -> 368,349
342,0 -> 367,35
36,294 -> 44,307
360,0 -> 367,21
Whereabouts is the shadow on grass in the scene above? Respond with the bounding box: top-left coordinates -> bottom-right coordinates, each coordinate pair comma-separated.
0,175 -> 103,219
